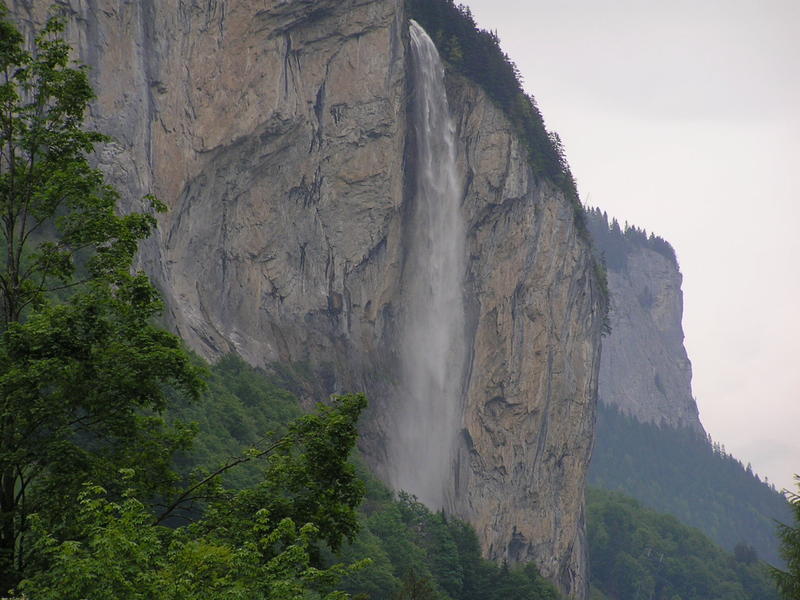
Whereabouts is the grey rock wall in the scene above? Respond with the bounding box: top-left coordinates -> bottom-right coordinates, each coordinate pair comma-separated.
601,247 -> 702,432
447,77 -> 604,596
586,212 -> 703,433
10,0 -> 408,375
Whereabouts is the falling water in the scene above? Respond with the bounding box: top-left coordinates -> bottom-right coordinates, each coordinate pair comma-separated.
390,21 -> 467,510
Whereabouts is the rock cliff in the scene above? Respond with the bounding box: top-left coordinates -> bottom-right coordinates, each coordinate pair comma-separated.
586,210 -> 703,433
8,2 -> 604,597
447,78 -> 603,595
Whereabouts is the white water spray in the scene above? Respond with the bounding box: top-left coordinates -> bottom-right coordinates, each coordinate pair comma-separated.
390,21 -> 467,510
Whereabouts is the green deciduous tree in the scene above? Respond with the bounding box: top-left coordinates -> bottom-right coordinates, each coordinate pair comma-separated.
17,394 -> 370,600
0,10 -> 369,597
0,7 -> 202,592
771,477 -> 800,599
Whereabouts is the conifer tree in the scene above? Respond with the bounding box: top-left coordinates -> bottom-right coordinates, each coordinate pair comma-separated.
772,477 -> 800,599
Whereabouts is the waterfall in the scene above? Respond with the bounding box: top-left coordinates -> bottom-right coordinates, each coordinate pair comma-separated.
389,20 -> 467,510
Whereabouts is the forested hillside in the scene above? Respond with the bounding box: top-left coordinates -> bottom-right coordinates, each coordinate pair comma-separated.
174,358 -> 787,600
170,357 -> 789,600
587,488 -> 779,600
585,206 -> 790,567
589,403 -> 791,566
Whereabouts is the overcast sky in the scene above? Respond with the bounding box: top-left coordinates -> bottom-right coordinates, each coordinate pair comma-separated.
460,0 -> 800,493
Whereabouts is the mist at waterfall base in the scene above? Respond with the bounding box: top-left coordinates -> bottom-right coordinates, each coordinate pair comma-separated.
386,21 -> 468,511
462,0 -> 800,493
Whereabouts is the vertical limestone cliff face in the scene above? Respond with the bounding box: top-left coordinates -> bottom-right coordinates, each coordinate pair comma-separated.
8,2 -> 603,597
10,0 -> 409,377
587,212 -> 703,433
447,78 -> 604,596
601,249 -> 701,431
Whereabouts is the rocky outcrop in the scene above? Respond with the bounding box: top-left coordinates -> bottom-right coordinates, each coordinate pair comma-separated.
587,211 -> 703,433
8,2 -> 604,597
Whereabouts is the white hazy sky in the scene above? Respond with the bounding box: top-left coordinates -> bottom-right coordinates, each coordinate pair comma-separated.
460,0 -> 800,493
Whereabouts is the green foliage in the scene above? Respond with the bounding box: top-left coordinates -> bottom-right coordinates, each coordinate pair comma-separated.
18,397 -> 370,599
0,7 -> 163,322
185,393 -> 368,560
0,8 -> 203,592
169,354 -> 303,489
337,481 -> 561,600
165,358 -> 562,600
587,488 -> 780,600
771,477 -> 800,599
588,403 -> 791,567
592,258 -> 611,336
405,0 -> 584,228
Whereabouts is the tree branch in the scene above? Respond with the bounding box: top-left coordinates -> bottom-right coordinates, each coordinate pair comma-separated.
153,435 -> 292,526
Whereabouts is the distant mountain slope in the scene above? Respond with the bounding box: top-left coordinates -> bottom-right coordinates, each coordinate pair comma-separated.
586,208 -> 790,567
587,487 -> 779,600
589,403 -> 790,566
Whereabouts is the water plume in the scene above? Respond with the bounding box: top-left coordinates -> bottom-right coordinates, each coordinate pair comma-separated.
389,20 -> 467,510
